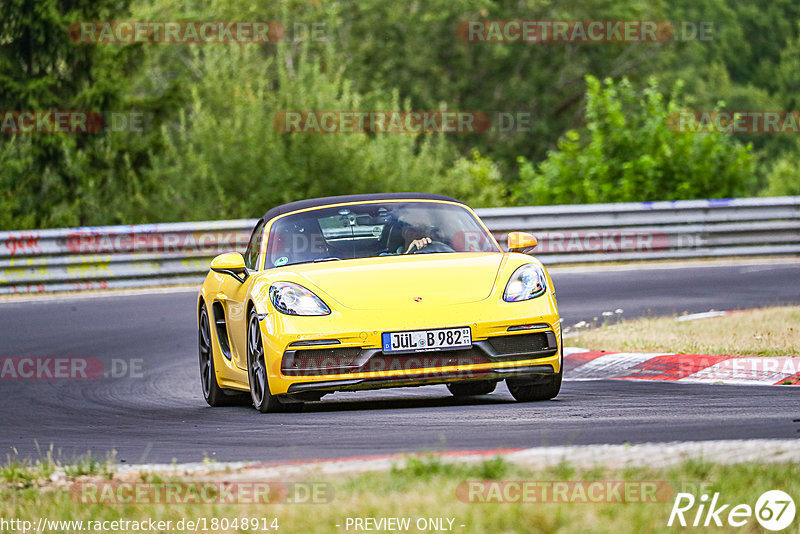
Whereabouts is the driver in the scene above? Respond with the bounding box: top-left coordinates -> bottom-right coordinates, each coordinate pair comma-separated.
402,224 -> 434,254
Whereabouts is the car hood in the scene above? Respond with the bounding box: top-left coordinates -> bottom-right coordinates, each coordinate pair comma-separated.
291,253 -> 506,310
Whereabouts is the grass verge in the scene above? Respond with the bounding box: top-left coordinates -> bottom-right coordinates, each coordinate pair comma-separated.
1,450 -> 115,488
1,456 -> 798,533
565,305 -> 800,357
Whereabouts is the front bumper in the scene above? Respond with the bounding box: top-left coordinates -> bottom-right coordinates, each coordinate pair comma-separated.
277,329 -> 561,399
285,363 -> 556,400
261,291 -> 561,396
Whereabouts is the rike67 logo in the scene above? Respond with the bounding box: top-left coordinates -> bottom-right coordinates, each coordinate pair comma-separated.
669,490 -> 796,531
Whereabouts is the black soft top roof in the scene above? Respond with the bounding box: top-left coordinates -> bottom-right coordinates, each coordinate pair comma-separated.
260,193 -> 463,224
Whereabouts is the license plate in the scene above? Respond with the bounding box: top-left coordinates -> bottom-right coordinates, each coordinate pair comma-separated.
382,327 -> 471,353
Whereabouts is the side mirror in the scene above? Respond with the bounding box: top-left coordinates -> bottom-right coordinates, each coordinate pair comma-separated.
507,232 -> 538,253
211,252 -> 249,283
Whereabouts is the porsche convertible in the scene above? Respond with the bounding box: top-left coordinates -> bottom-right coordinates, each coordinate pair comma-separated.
197,193 -> 562,412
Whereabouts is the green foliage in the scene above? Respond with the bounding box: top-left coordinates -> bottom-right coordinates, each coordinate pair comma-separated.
1,456 -> 56,487
3,457 -> 800,534
0,0 -> 168,228
762,143 -> 800,196
440,150 -> 507,208
385,455 -> 512,487
514,76 -> 756,204
1,0 -> 799,230
62,453 -> 114,479
1,449 -> 115,489
139,43 -> 467,222
337,0 -> 668,169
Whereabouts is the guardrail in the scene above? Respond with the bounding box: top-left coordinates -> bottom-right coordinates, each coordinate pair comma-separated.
1,196 -> 798,294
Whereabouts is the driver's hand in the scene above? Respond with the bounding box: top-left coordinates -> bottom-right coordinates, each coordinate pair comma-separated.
405,237 -> 432,253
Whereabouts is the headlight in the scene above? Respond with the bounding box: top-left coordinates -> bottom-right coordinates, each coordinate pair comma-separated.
269,282 -> 331,316
503,264 -> 547,302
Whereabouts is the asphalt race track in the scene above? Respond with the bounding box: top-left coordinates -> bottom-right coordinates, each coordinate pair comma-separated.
1,261 -> 798,464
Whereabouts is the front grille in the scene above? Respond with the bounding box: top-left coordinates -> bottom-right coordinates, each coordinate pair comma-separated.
488,332 -> 551,355
282,333 -> 557,377
282,346 -> 490,376
361,349 -> 489,373
282,347 -> 362,375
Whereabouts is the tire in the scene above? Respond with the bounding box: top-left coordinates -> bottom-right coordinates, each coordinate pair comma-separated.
447,380 -> 497,397
506,342 -> 563,402
246,310 -> 287,413
198,304 -> 249,407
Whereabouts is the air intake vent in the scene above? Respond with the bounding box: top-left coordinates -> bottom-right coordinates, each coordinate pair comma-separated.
282,347 -> 363,375
211,301 -> 232,360
489,332 -> 551,355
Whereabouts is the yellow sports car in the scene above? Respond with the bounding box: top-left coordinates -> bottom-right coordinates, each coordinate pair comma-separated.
197,193 -> 562,412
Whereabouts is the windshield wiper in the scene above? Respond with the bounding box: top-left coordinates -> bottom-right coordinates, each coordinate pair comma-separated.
312,257 -> 342,263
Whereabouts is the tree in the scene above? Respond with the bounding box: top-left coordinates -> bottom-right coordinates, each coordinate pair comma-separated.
140,42 -> 502,222
0,0 -> 149,228
514,76 -> 756,204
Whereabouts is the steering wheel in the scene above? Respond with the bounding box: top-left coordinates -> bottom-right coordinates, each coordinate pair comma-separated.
408,240 -> 455,254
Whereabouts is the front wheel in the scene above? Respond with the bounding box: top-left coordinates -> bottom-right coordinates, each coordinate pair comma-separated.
506,343 -> 563,402
247,310 -> 286,413
198,304 -> 249,406
506,371 -> 562,402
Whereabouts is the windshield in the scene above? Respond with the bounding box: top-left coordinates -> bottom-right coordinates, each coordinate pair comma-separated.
265,201 -> 500,268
